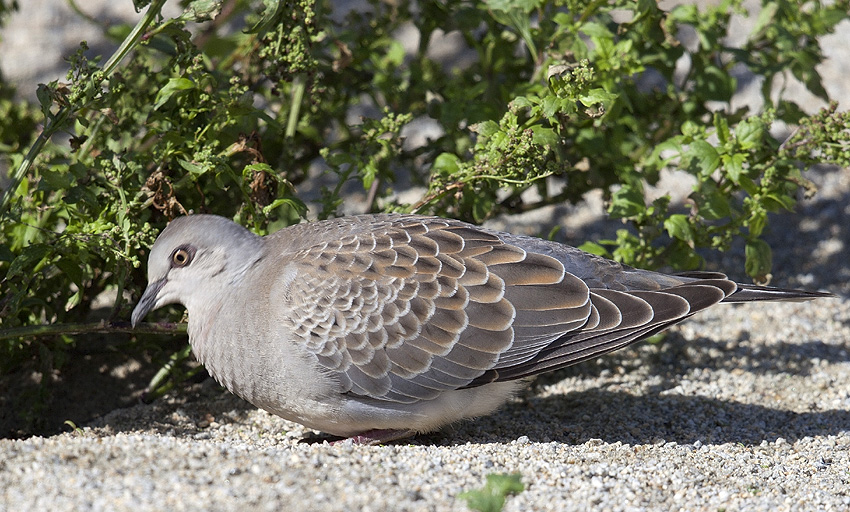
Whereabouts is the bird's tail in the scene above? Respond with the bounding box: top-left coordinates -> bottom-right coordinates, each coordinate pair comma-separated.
672,271 -> 836,303
722,283 -> 836,303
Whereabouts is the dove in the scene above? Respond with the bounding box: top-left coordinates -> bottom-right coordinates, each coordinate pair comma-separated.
131,214 -> 833,443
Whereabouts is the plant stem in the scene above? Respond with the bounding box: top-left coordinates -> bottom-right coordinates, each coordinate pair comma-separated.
102,0 -> 169,76
143,342 -> 195,402
0,0 -> 169,218
0,321 -> 187,342
286,75 -> 306,138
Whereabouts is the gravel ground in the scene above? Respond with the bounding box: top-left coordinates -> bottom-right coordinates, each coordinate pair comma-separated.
2,295 -> 849,512
2,1 -> 850,512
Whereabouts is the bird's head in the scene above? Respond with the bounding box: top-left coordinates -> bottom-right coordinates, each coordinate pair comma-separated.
131,215 -> 263,327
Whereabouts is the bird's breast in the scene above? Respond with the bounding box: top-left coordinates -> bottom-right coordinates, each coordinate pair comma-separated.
187,300 -> 340,424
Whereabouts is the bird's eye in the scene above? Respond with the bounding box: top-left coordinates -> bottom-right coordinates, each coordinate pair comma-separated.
171,247 -> 193,267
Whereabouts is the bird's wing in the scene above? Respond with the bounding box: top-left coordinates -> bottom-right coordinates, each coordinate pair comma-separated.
279,216 -> 735,403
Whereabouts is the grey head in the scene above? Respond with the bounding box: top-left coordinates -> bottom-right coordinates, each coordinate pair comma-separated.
131,215 -> 264,327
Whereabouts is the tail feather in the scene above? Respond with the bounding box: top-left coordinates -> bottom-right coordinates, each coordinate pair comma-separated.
723,284 -> 836,303
673,271 -> 836,303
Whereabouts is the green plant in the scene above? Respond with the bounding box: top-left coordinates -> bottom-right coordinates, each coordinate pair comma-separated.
460,472 -> 525,512
0,0 -> 848,431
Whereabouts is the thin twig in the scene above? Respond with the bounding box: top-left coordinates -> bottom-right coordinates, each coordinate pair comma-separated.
0,321 -> 187,342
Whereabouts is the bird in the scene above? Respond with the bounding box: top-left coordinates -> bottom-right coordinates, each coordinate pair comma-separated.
131,213 -> 833,444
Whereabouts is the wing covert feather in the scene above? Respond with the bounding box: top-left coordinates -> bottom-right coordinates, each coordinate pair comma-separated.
280,217 -> 596,401
276,215 -> 740,403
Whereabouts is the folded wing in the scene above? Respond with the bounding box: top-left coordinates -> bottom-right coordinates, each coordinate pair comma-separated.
279,215 -> 783,403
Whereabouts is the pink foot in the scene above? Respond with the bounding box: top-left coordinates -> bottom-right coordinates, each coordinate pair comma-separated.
331,429 -> 416,445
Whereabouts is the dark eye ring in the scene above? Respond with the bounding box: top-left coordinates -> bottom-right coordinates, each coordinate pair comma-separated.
171,247 -> 193,267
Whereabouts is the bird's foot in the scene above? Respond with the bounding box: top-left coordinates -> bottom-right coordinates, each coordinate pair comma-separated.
331,429 -> 416,446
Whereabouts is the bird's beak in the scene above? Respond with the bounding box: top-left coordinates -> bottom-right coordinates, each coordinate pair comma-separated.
131,278 -> 167,327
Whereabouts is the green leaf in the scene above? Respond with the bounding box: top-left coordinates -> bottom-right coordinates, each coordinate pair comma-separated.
713,112 -> 730,145
762,193 -> 796,212
262,197 -> 305,216
459,472 -> 524,512
791,56 -> 829,102
471,120 -> 500,138
384,41 -> 406,67
580,21 -> 612,39
471,196 -> 495,224
751,2 -> 778,37
486,473 -> 524,495
685,140 -> 720,176
36,83 -> 54,121
738,175 -> 759,196
541,96 -> 563,118
485,0 -> 539,58
721,153 -> 746,184
643,138 -> 683,170
510,97 -> 533,110
693,65 -> 736,102
578,241 -> 611,257
664,214 -> 693,242
245,0 -> 285,34
529,126 -> 559,148
178,159 -> 207,176
608,184 -> 645,219
362,162 -> 378,190
180,0 -> 224,22
745,238 -> 772,281
55,257 -> 85,288
667,240 -> 703,270
40,168 -> 74,190
611,228 -> 640,264
670,3 -> 699,22
579,88 -> 617,109
64,289 -> 84,312
697,188 -> 732,220
6,244 -> 52,279
154,77 -> 195,110
735,118 -> 764,149
243,162 -> 275,178
433,153 -> 462,176
484,0 -> 540,11
747,210 -> 767,238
